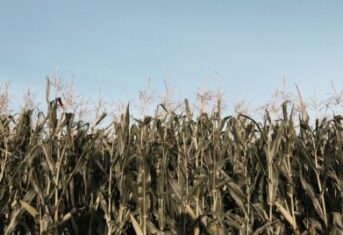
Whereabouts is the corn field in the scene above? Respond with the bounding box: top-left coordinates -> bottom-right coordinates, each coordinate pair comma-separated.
1,84 -> 343,234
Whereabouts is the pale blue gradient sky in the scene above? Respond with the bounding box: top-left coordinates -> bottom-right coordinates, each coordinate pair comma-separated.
0,1 -> 342,112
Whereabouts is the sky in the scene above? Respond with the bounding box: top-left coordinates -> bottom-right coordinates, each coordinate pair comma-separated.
0,1 -> 343,113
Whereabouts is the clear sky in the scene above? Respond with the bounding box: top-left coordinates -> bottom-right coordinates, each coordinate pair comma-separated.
1,1 -> 343,112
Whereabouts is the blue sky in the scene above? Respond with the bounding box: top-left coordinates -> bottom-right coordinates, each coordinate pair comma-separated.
1,1 -> 343,112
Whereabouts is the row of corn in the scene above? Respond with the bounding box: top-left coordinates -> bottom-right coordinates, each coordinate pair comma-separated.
0,93 -> 343,234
